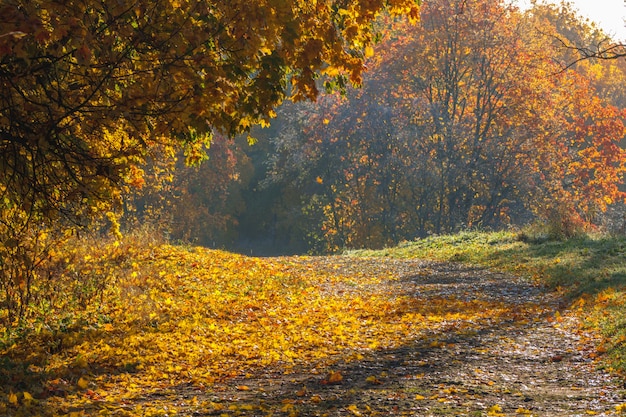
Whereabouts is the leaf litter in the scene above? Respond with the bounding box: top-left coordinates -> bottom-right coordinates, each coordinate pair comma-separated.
1,245 -> 624,416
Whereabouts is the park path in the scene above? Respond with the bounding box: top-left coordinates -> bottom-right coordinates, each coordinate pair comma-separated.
177,257 -> 625,416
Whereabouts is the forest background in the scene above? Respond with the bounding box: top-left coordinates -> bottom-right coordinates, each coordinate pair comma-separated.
128,0 -> 626,255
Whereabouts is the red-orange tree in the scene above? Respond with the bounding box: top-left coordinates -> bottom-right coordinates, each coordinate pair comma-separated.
265,0 -> 626,250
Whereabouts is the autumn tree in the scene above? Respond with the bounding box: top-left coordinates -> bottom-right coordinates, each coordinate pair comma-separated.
530,0 -> 626,66
526,1 -> 626,106
0,0 -> 419,222
0,0 -> 420,322
526,1 -> 626,232
264,0 -> 626,251
267,0 -> 542,248
265,91 -> 406,251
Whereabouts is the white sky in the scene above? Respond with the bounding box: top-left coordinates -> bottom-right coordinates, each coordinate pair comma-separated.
516,0 -> 626,41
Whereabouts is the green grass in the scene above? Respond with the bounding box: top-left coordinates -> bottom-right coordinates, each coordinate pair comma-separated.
347,229 -> 626,374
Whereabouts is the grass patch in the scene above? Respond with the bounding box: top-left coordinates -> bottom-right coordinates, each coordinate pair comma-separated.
348,230 -> 626,374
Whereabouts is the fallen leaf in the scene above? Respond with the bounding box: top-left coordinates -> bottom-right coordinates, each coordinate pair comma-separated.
322,370 -> 343,385
281,403 -> 295,412
365,375 -> 382,384
77,377 -> 89,390
347,404 -> 362,416
488,404 -> 504,416
74,356 -> 88,369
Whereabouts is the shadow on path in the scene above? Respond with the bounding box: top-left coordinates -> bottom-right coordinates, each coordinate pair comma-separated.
130,258 -> 624,416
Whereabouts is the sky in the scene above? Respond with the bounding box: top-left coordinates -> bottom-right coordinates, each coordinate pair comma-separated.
516,0 -> 626,41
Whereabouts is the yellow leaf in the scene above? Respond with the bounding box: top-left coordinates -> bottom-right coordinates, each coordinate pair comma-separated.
365,375 -> 380,384
429,340 -> 443,348
347,404 -> 362,416
23,391 -> 33,402
516,408 -> 532,415
209,402 -> 224,411
442,386 -> 457,394
555,310 -> 563,322
77,377 -> 89,389
364,46 -> 374,57
323,65 -> 342,77
74,356 -> 88,368
7,392 -> 17,405
236,385 -> 250,391
239,116 -> 252,129
488,404 -> 504,416
326,370 -> 343,384
415,394 -> 425,400
247,134 -> 258,146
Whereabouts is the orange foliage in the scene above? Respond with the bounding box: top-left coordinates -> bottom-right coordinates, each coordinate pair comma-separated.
265,0 -> 626,250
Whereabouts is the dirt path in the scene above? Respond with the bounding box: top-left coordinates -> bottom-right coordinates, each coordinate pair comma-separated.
176,257 -> 625,416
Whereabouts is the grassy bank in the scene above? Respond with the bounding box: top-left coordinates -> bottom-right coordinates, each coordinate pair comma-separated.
348,230 -> 626,374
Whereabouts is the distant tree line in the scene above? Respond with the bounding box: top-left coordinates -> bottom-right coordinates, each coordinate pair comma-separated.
135,0 -> 626,254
